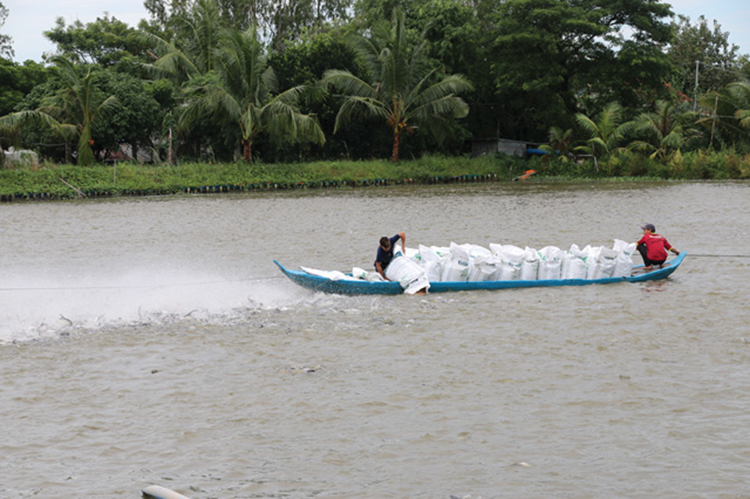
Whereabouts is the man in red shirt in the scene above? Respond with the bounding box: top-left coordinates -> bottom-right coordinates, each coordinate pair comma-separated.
636,223 -> 680,270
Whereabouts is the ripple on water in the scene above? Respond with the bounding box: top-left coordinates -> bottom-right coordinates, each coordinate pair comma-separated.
2,182 -> 750,498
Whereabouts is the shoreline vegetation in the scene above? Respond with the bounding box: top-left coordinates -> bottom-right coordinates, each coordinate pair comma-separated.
2,151 -> 749,202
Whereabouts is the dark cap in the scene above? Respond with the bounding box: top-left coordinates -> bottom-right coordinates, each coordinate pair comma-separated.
641,223 -> 656,232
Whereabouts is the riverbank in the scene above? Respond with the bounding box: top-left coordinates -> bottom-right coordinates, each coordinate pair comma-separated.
2,150 -> 748,201
0,155 -> 522,201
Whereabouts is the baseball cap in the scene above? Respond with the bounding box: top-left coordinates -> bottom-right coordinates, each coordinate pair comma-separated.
641,223 -> 656,232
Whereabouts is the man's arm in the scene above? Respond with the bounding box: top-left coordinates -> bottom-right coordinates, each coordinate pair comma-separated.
375,261 -> 387,280
665,239 -> 679,255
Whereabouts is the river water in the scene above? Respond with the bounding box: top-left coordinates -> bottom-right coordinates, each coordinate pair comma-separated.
1,181 -> 749,499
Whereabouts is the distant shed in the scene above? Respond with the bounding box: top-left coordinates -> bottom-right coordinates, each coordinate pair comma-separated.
472,139 -> 546,158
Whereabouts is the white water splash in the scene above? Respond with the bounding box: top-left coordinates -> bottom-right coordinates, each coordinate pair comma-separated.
0,270 -> 307,344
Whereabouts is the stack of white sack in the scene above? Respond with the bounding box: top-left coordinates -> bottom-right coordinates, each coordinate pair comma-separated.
417,244 -> 452,282
394,240 -> 636,282
438,243 -> 484,282
560,240 -> 637,280
348,239 -> 636,285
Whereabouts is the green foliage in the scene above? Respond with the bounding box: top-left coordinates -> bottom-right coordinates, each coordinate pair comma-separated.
3,150 -> 750,201
672,149 -> 750,179
486,0 -> 673,140
0,2 -> 12,60
629,100 -> 701,160
179,26 -> 325,162
0,58 -> 47,121
322,7 -> 473,162
145,0 -> 353,50
668,15 -> 742,100
540,126 -> 575,161
37,57 -> 119,165
93,68 -> 163,159
43,15 -> 148,67
139,0 -> 225,85
726,81 -> 750,134
267,28 -> 368,160
575,103 -> 634,159
270,27 -> 357,88
6,0 -> 750,166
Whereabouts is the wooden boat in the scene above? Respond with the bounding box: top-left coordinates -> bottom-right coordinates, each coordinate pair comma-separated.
274,252 -> 686,295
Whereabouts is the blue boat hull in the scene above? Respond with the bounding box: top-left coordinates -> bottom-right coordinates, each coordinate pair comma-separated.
274,252 -> 686,295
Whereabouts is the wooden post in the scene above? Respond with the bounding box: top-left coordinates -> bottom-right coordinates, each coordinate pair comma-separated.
58,177 -> 86,198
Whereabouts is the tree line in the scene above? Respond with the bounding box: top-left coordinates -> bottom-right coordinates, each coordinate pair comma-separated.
1,0 -> 749,169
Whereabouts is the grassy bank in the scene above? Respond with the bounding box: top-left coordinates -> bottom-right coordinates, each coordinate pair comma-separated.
0,155 -> 527,201
2,150 -> 749,201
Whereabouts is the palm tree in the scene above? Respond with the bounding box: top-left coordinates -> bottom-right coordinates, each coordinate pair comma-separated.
179,27 -> 325,161
574,102 -> 633,162
0,109 -> 72,157
0,56 -> 117,165
321,8 -> 473,162
540,126 -> 575,161
629,100 -> 699,161
692,90 -> 742,149
727,81 -> 750,132
140,0 -> 224,83
137,0 -> 227,163
44,57 -> 119,165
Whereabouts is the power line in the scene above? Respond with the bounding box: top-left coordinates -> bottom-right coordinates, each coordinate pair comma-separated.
695,61 -> 746,76
688,254 -> 750,258
0,276 -> 284,292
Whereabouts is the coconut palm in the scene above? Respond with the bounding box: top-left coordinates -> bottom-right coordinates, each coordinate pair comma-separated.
574,102 -> 634,161
629,100 -> 699,160
139,0 -> 224,83
692,89 -> 745,149
727,81 -> 750,131
44,57 -> 119,165
179,27 -> 325,161
540,126 -> 575,161
137,1 -> 226,164
321,8 -> 473,162
0,109 -> 72,156
0,56 -> 117,165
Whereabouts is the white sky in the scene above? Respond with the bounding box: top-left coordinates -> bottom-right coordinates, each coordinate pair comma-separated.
2,0 -> 750,63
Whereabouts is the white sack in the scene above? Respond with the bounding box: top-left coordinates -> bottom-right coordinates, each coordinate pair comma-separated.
537,246 -> 564,280
613,239 -> 637,256
301,267 -> 359,281
612,239 -> 636,277
586,246 -> 618,280
441,242 -> 471,282
472,254 -> 500,281
520,246 -> 540,281
386,255 -> 430,294
466,244 -> 492,281
491,244 -> 525,281
418,244 -> 446,282
352,267 -> 386,282
561,244 -> 588,280
404,246 -> 421,262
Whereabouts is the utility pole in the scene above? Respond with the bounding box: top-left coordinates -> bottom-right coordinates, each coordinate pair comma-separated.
693,60 -> 700,112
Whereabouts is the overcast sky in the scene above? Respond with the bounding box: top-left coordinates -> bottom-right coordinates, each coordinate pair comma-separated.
3,0 -> 750,63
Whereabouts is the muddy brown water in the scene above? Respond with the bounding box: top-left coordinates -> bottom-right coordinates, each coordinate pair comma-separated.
1,181 -> 749,498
